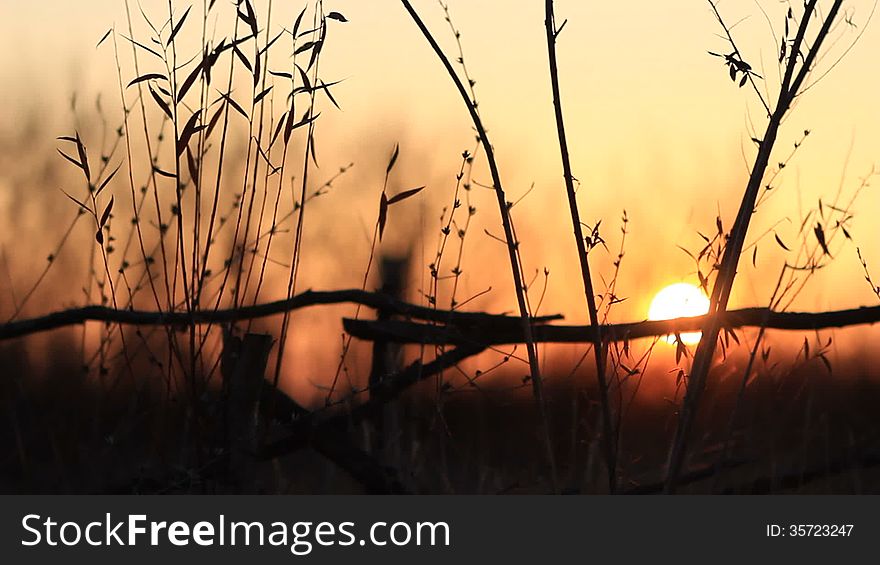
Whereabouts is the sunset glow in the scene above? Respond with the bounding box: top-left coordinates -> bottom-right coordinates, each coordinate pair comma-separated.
1,0 -> 878,497
648,283 -> 710,345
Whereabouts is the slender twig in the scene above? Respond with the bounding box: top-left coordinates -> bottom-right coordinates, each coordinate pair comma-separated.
707,0 -> 771,116
544,0 -> 616,492
400,0 -> 557,488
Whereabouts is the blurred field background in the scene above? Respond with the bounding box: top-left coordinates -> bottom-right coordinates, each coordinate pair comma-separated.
0,0 -> 879,493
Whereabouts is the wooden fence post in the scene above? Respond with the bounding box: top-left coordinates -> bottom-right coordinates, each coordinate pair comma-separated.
368,255 -> 409,456
221,329 -> 274,492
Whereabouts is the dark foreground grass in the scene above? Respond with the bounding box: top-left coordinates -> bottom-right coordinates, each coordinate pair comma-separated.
3,331 -> 880,494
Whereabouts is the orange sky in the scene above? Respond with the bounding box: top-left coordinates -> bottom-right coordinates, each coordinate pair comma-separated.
1,0 -> 879,327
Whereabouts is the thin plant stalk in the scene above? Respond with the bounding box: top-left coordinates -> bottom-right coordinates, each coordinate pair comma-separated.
400,0 -> 557,490
664,0 -> 844,493
544,0 -> 616,492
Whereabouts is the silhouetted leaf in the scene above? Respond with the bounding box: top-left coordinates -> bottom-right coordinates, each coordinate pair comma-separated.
818,353 -> 832,374
675,334 -> 686,364
306,39 -> 324,71
167,5 -> 192,47
677,245 -> 696,261
378,192 -> 388,241
121,34 -> 163,59
259,30 -> 284,57
152,166 -> 176,178
155,83 -> 172,97
148,83 -> 173,119
283,109 -> 319,143
237,8 -> 255,30
186,145 -> 199,188
176,111 -> 202,156
205,103 -> 224,138
243,0 -> 258,38
60,189 -> 90,214
253,46 -> 261,87
56,149 -> 84,172
725,326 -> 740,345
219,92 -> 248,120
99,196 -> 114,229
294,40 -> 315,55
292,6 -> 307,38
69,132 -> 90,182
95,163 -> 122,197
127,73 -> 167,88
386,144 -> 400,175
774,233 -> 791,251
271,111 -> 288,147
96,28 -> 113,49
387,186 -> 425,205
178,61 -> 203,101
296,25 -> 321,39
283,109 -> 296,144
254,86 -> 273,104
814,223 -> 830,256
799,212 -> 812,235
233,44 -> 252,73
296,63 -> 312,91
327,11 -> 348,22
320,79 -> 341,109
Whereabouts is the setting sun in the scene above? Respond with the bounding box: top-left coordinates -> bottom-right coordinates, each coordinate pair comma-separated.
648,283 -> 710,345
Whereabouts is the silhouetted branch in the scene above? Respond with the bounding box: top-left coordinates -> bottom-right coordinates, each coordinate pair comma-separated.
0,289 -> 561,342
667,0 -> 845,493
344,305 -> 880,345
310,431 -> 411,494
3,291 -> 878,345
259,343 -> 487,461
